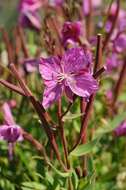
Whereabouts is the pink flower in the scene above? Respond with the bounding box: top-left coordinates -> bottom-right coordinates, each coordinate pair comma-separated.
49,0 -> 64,6
61,21 -> 82,46
105,3 -> 126,33
0,103 -> 23,143
106,53 -> 122,72
83,0 -> 101,16
106,90 -> 113,100
114,34 -> 126,53
39,48 -> 98,109
114,121 -> 126,137
18,0 -> 42,30
23,58 -> 39,72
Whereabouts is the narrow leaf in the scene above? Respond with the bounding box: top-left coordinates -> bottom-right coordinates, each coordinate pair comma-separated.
62,112 -> 84,122
70,139 -> 99,157
96,111 -> 126,137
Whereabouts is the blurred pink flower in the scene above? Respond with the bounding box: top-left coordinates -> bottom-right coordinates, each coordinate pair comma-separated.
0,103 -> 23,143
114,121 -> 126,137
49,0 -> 64,6
18,0 -> 42,30
114,34 -> 126,53
106,90 -> 113,100
23,58 -> 39,72
105,3 -> 126,33
61,21 -> 82,46
83,0 -> 101,16
106,53 -> 122,72
39,48 -> 98,109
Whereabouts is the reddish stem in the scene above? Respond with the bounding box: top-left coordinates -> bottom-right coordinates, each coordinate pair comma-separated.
0,79 -> 26,96
0,27 -> 14,63
57,99 -> 70,169
70,34 -> 103,152
9,64 -> 67,171
103,0 -> 120,51
22,129 -> 49,163
112,60 -> 126,106
17,26 -> 29,58
85,0 -> 93,40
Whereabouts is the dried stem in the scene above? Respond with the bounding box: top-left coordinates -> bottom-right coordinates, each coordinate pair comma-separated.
93,67 -> 105,79
94,34 -> 103,73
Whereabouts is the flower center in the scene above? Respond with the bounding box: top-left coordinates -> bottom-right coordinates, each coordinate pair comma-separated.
57,72 -> 68,83
57,72 -> 77,83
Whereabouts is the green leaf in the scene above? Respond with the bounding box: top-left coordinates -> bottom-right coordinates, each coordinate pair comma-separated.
70,139 -> 99,157
84,183 -> 95,190
21,182 -> 45,190
48,162 -> 72,178
71,170 -> 79,189
95,111 -> 126,137
32,156 -> 71,178
62,112 -> 84,122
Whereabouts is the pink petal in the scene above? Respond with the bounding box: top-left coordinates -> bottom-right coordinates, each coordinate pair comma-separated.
0,125 -> 23,142
66,73 -> 98,98
0,125 -> 8,140
42,84 -> 63,109
39,57 -> 61,81
64,86 -> 73,102
2,103 -> 15,125
62,48 -> 92,74
24,11 -> 41,29
19,0 -> 42,11
83,0 -> 90,16
24,58 -> 38,72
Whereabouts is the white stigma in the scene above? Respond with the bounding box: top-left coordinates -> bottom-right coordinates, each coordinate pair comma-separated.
57,73 -> 68,83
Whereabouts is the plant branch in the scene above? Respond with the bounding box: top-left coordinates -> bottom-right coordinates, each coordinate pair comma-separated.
70,34 -> 103,152
0,79 -> 26,96
21,129 -> 49,163
103,0 -> 120,51
112,59 -> 126,106
8,63 -> 67,171
57,99 -> 70,169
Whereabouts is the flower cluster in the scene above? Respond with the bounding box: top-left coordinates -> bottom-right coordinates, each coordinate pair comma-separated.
105,3 -> 126,71
61,21 -> 83,46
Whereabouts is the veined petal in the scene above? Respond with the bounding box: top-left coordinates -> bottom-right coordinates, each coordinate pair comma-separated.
39,56 -> 61,81
66,73 -> 98,98
2,103 -> 15,126
42,84 -> 63,109
62,48 -> 92,73
0,125 -> 23,143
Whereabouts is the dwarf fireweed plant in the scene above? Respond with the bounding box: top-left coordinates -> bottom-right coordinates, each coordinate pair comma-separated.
0,0 -> 126,189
